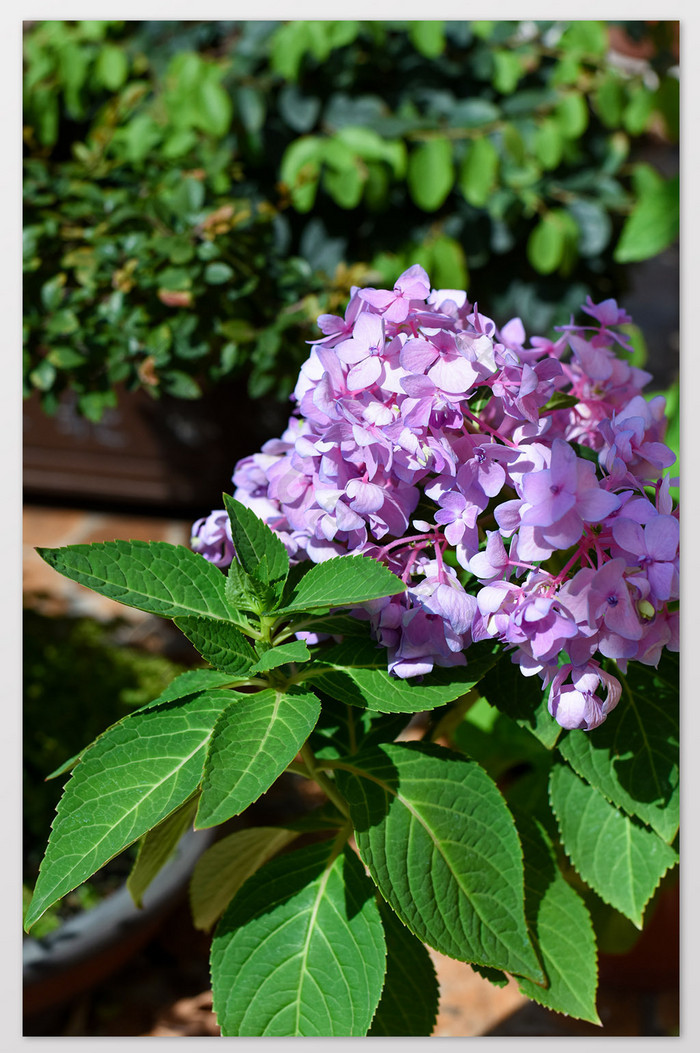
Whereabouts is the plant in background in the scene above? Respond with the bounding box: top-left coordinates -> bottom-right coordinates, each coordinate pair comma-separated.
25,266 -> 678,1035
23,19 -> 678,421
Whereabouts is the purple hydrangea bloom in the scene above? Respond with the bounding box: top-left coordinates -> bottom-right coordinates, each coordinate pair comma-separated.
190,510 -> 234,568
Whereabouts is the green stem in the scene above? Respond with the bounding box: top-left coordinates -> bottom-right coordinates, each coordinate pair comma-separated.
300,742 -> 351,819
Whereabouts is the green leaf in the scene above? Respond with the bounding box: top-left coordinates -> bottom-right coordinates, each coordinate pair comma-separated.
173,616 -> 257,676
190,826 -> 299,932
195,687 -> 321,828
306,638 -> 501,713
136,669 -> 242,712
222,495 -> 289,586
623,85 -> 654,136
492,50 -> 522,94
527,212 -> 565,274
322,139 -> 365,209
94,43 -> 128,90
459,136 -> 499,208
555,93 -> 589,139
280,136 -> 323,212
368,902 -> 439,1036
204,262 -> 234,284
127,796 -> 199,908
336,741 -> 543,981
557,654 -> 679,844
448,98 -> 501,128
24,692 -> 232,931
161,371 -> 202,400
196,76 -> 233,137
211,840 -> 386,1036
407,138 -> 454,212
595,74 -> 625,128
614,175 -> 679,263
249,640 -> 311,674
515,814 -> 600,1024
37,541 -> 232,623
549,764 -> 678,928
533,118 -> 563,170
409,21 -> 445,58
273,554 -> 405,616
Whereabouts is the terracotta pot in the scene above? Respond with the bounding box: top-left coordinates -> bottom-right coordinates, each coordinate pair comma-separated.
23,827 -> 215,1016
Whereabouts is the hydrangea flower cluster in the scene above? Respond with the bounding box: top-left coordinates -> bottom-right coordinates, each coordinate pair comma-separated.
192,265 -> 679,733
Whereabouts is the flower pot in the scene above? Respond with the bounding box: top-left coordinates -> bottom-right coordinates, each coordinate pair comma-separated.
23,826 -> 215,1017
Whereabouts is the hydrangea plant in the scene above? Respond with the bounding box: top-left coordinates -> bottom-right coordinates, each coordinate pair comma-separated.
26,265 -> 678,1036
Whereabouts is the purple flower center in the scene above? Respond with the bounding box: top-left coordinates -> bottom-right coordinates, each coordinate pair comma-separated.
607,594 -> 618,607
550,484 -> 561,495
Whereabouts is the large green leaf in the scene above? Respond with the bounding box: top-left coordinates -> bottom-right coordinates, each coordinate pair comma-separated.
222,494 -> 289,585
614,175 -> 679,263
272,554 -> 405,616
306,638 -> 500,713
368,902 -> 439,1036
195,687 -> 321,828
407,138 -> 455,212
558,655 -> 679,844
336,741 -> 543,981
190,826 -> 299,932
459,136 -> 499,207
515,814 -> 600,1024
211,841 -> 386,1036
37,541 -> 231,621
173,615 -> 257,675
24,692 -> 231,930
549,764 -> 678,928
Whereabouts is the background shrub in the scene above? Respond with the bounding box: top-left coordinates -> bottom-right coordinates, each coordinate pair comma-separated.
23,19 -> 679,421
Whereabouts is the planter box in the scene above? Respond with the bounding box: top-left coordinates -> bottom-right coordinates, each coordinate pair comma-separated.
23,385 -> 291,515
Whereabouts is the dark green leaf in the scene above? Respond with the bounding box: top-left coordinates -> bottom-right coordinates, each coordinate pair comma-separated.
222,495 -> 290,587
336,741 -> 543,980
368,901 -> 439,1036
195,687 -> 321,828
407,138 -> 454,212
614,176 -> 679,263
549,764 -> 678,928
306,638 -> 501,714
273,554 -> 405,616
459,136 -> 499,208
24,692 -> 232,930
515,813 -> 600,1023
211,841 -> 386,1036
173,616 -> 257,675
37,541 -> 232,622
557,654 -> 679,844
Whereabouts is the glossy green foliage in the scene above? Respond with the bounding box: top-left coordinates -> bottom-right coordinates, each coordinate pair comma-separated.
23,20 -> 678,419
